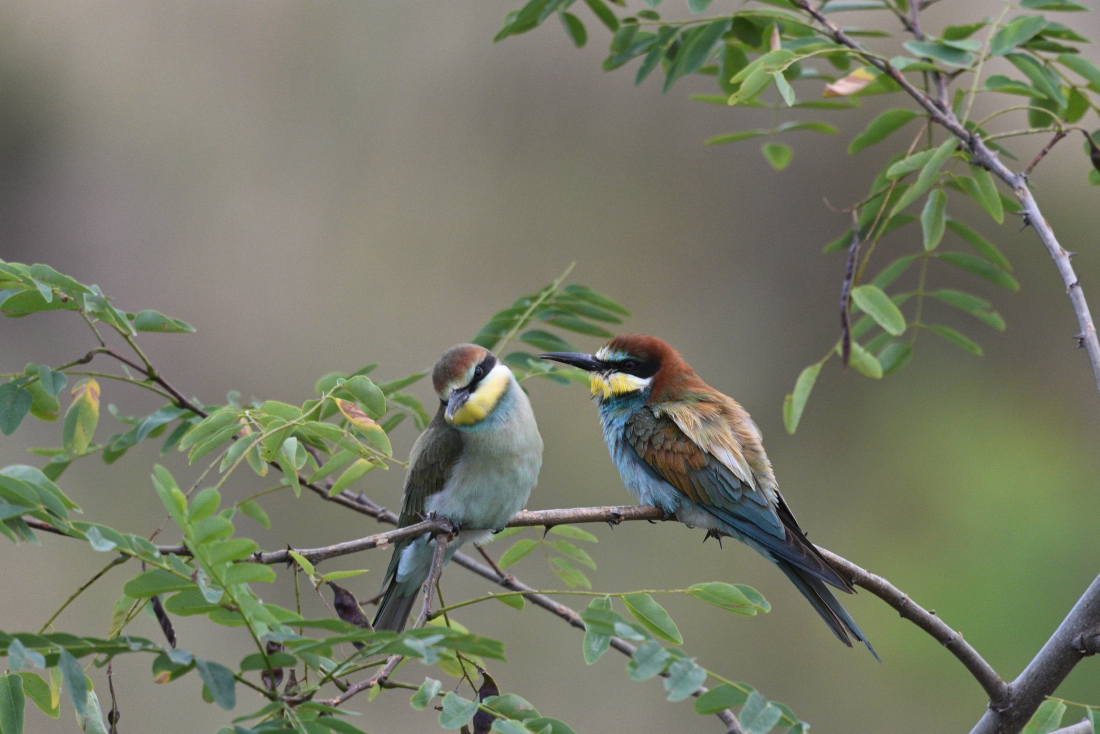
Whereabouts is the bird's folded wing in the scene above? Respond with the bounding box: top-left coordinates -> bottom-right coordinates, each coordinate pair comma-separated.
632,404 -> 850,590
383,407 -> 463,583
625,407 -> 783,538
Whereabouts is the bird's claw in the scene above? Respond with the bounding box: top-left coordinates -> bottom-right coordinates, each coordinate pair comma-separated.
703,529 -> 724,548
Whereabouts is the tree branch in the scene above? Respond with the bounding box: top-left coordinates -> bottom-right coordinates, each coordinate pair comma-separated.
794,0 -> 1100,402
788,6 -> 1100,727
815,547 -> 1009,707
970,572 -> 1100,734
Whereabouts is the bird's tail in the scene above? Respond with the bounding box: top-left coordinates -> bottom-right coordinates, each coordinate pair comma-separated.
372,570 -> 425,633
774,558 -> 879,661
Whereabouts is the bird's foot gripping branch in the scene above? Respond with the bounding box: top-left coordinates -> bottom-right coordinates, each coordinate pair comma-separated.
0,261 -> 818,734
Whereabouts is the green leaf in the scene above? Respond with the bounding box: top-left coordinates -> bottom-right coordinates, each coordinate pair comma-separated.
1057,53 -> 1100,89
847,341 -> 883,378
439,692 -> 479,730
132,310 -> 195,333
921,189 -> 947,251
664,658 -> 707,702
582,597 -> 613,664
984,74 -> 1042,97
239,500 -> 271,529
877,342 -> 913,374
520,330 -> 574,353
628,641 -> 671,681
124,568 -> 194,598
929,289 -> 1005,329
547,525 -> 597,543
410,677 -> 442,711
559,11 -> 587,47
76,689 -> 108,734
706,130 -> 768,146
848,109 -> 919,154
195,658 -> 236,710
543,314 -> 613,338
851,285 -> 906,336
222,563 -> 276,585
944,219 -> 1011,270
499,538 -> 540,569
783,362 -> 821,434
561,285 -> 630,316
902,41 -> 974,68
524,718 -> 577,734
1005,53 -> 1066,107
16,672 -> 56,719
886,148 -> 936,179
990,16 -> 1048,56
0,674 -> 25,734
687,582 -> 759,614
938,252 -> 1019,290
873,255 -> 916,289
890,138 -> 957,216
342,376 -> 386,417
279,437 -> 302,497
549,557 -> 591,588
58,649 -> 87,717
739,691 -> 783,734
929,324 -> 983,355
0,383 -> 32,436
330,459 -> 375,496
1021,699 -> 1066,734
1022,0 -> 1085,8
761,142 -> 793,171
695,684 -> 751,715
582,0 -> 618,31
622,593 -> 682,644
493,592 -> 525,610
773,72 -> 795,106
667,19 -> 731,91
548,540 -> 596,569
968,165 -> 1004,223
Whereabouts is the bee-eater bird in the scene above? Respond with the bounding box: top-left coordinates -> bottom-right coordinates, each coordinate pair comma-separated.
374,344 -> 544,632
541,335 -> 874,655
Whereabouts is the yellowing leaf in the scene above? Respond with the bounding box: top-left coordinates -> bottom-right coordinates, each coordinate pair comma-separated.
824,67 -> 876,97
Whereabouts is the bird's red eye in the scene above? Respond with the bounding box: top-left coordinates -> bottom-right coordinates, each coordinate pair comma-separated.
621,360 -> 636,370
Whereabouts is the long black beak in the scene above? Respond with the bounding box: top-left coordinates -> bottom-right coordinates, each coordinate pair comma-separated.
538,352 -> 605,372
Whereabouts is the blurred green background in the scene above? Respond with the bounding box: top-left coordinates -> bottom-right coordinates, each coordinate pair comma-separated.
1,2 -> 1099,732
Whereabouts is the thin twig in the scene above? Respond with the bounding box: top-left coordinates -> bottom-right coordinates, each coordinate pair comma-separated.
326,524 -> 454,707
448,546 -> 745,734
840,213 -> 860,366
1025,130 -> 1069,176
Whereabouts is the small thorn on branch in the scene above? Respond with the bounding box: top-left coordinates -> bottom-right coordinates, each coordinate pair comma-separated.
1071,629 -> 1100,656
1074,333 -> 1087,349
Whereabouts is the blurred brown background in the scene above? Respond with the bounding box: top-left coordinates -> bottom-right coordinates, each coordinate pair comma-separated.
2,2 -> 1099,732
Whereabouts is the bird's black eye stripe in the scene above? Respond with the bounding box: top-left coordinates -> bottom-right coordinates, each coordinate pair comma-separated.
468,354 -> 497,391
614,358 -> 659,379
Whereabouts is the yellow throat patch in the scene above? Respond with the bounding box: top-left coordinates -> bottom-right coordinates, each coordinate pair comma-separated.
449,368 -> 510,427
589,372 -> 649,400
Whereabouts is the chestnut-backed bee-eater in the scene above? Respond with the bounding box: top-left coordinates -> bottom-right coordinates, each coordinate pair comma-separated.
541,334 -> 874,655
374,344 -> 544,632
